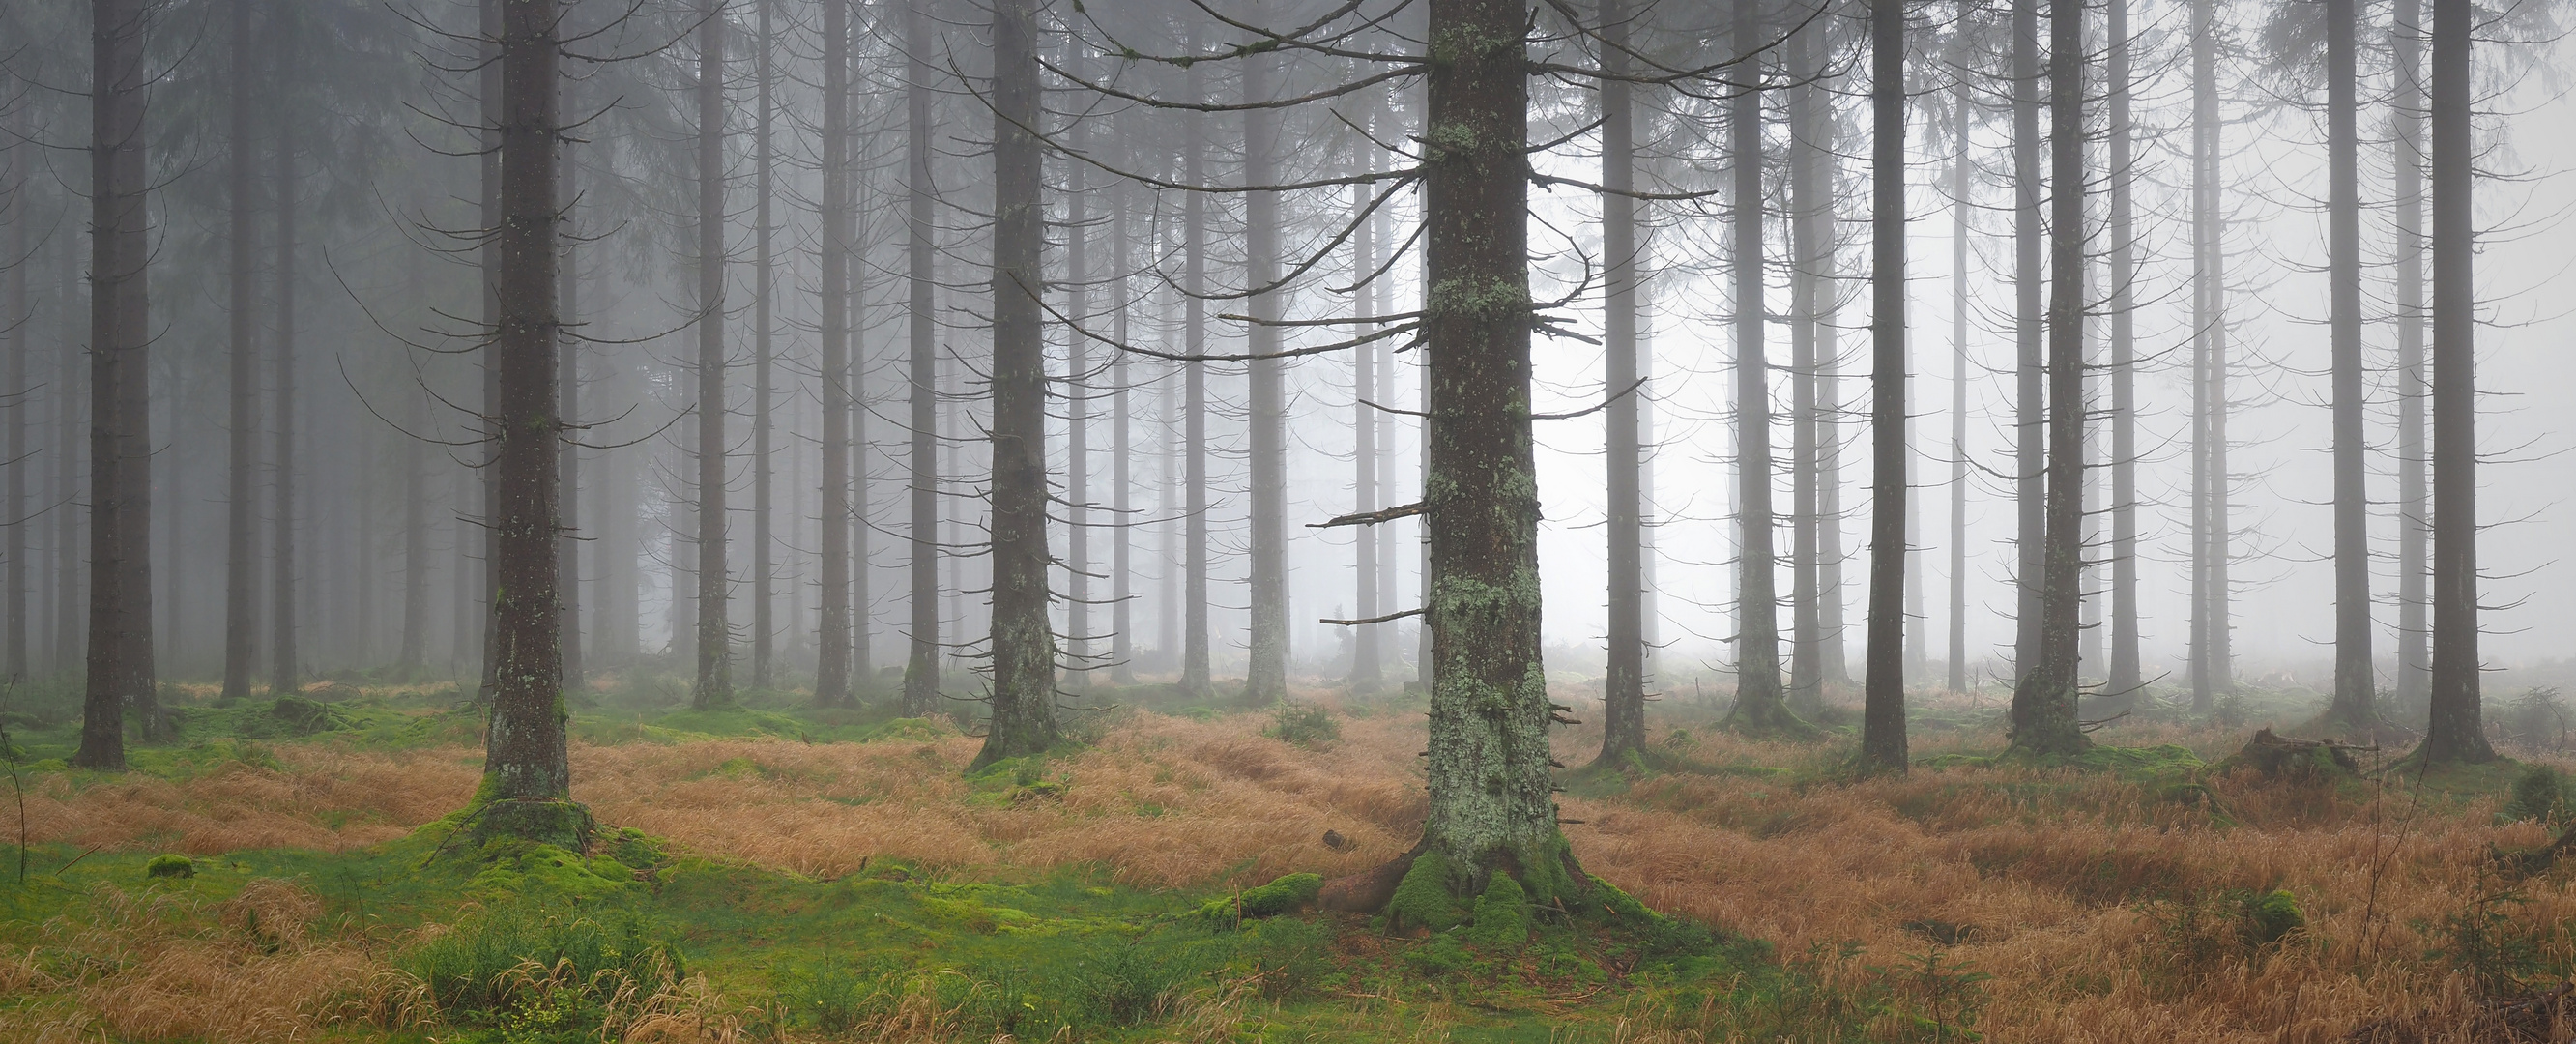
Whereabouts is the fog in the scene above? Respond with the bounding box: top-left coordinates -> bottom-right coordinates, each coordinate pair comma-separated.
6,0 -> 2571,725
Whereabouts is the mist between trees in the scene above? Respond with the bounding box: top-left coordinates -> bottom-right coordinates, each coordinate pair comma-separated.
4,0 -> 2569,778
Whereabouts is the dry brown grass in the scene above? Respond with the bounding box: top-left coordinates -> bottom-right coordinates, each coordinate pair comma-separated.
19,701 -> 2576,1042
0,879 -> 417,1043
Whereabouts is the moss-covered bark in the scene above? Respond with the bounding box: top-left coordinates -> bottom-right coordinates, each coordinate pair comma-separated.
1405,0 -> 1585,909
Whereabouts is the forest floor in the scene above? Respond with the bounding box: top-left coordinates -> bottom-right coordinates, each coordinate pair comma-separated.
2,669 -> 2574,1043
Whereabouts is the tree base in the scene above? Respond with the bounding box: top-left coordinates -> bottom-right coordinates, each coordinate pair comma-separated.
1722,699 -> 1822,743
469,798 -> 597,851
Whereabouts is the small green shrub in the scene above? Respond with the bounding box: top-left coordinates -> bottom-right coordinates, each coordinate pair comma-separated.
2424,876 -> 2547,998
144,854 -> 195,879
1264,701 -> 1339,747
780,953 -> 872,1034
2504,765 -> 2571,826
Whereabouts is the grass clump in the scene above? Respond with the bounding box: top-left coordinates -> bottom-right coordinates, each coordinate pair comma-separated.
144,853 -> 195,879
403,903 -> 683,1040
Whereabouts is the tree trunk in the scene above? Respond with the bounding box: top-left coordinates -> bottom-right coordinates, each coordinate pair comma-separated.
222,0 -> 260,700
272,108 -> 299,696
1860,0 -> 1907,772
972,0 -> 1059,768
1595,0 -> 1644,766
2010,0 -> 2042,689
1350,171 -> 1385,696
1243,41 -> 1287,707
1725,0 -> 1801,738
478,0 -> 576,839
1405,0 -> 1584,903
818,0 -> 853,707
2325,0 -> 2375,732
2106,0 -> 2141,701
400,331 -> 427,672
53,236 -> 83,679
557,130 -> 584,693
1064,48 -> 1093,691
751,0 -> 776,692
5,110 -> 26,682
2393,0 -> 2429,720
1111,187 -> 1135,685
1947,14 -> 1970,696
692,0 -> 731,709
477,0 -> 503,704
2418,0 -> 2491,765
901,0 -> 941,714
1181,80 -> 1212,698
2008,0 -> 2089,757
72,0 -> 159,769
1787,14 -> 1825,714
2189,0 -> 2231,713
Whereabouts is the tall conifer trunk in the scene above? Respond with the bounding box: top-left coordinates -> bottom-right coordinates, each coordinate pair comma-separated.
692,0 -> 731,708
972,0 -> 1059,767
272,109 -> 300,696
1401,0 -> 1584,902
1946,13 -> 1970,696
558,131 -> 584,692
1787,16 -> 1825,712
2418,0 -> 2490,765
819,0 -> 853,707
1111,187 -> 1135,685
1595,0 -> 1645,764
2008,0 -> 2089,756
222,0 -> 261,702
1725,0 -> 1800,736
2324,0 -> 2375,731
2010,0 -> 2042,687
2106,0 -> 2141,700
1064,47 -> 1093,691
1243,35 -> 1287,706
1181,73 -> 1212,698
901,0 -> 941,714
2393,0 -> 2429,719
478,0 -> 576,837
1860,0 -> 1908,771
752,0 -> 776,691
76,0 -> 163,766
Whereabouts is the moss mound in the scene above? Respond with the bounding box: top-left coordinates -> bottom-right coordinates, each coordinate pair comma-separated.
1195,872 -> 1323,925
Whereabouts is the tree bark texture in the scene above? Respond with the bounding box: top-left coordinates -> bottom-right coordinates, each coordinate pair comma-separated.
902,0 -> 941,715
1414,0 -> 1582,901
974,0 -> 1059,768
2325,0 -> 2375,731
2008,0 -> 2089,757
1860,0 -> 1907,772
74,0 -> 159,769
1244,42 -> 1287,706
272,107 -> 300,696
819,0 -> 854,708
2420,0 -> 2491,764
478,0 -> 574,825
2010,0 -> 2042,687
2393,0 -> 2429,718
1726,0 -> 1799,737
1596,0 -> 1645,766
2106,0 -> 2141,700
222,0 -> 260,702
693,0 -> 731,709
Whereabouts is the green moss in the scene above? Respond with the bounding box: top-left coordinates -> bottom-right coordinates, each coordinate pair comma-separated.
2241,889 -> 2304,946
1195,872 -> 1322,926
144,853 -> 195,879
1463,873 -> 1528,949
464,841 -> 633,902
1389,853 -> 1467,932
